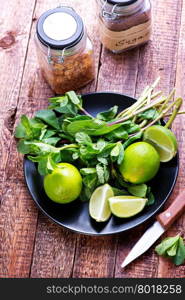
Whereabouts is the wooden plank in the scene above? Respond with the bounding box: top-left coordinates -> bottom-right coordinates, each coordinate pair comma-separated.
157,0 -> 185,278
0,0 -> 37,278
72,9 -> 141,279
115,0 -> 183,278
30,215 -> 77,278
28,0 -> 102,278
0,0 -> 36,196
72,235 -> 118,278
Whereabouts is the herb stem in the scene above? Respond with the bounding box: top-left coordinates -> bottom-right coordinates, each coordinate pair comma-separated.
59,144 -> 79,151
78,106 -> 94,118
165,98 -> 183,128
158,88 -> 175,113
109,97 -> 166,126
139,120 -> 148,128
141,98 -> 183,131
164,110 -> 185,117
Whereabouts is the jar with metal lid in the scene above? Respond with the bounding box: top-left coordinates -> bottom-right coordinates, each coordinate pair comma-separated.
35,6 -> 95,94
97,0 -> 152,53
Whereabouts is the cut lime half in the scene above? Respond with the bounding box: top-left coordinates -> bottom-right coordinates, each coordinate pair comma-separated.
109,196 -> 147,218
89,184 -> 114,222
143,125 -> 178,162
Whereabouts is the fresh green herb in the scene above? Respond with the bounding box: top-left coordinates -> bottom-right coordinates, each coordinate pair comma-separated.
111,187 -> 128,196
35,109 -> 60,129
14,78 -> 184,202
128,184 -> 148,198
97,106 -> 118,121
155,235 -> 185,266
146,187 -> 155,206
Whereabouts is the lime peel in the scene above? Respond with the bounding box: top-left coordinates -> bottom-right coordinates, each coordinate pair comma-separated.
89,184 -> 114,222
109,196 -> 147,218
143,125 -> 178,162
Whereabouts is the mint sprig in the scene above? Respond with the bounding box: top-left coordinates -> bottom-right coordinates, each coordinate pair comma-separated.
155,235 -> 185,266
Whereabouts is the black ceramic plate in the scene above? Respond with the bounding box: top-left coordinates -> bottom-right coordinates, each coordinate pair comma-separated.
24,92 -> 179,235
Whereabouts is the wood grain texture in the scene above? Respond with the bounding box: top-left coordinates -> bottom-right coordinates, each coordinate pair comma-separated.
115,0 -> 184,278
0,0 -> 37,278
0,0 -> 36,197
28,0 -> 102,278
0,0 -> 185,278
30,215 -> 77,278
72,235 -> 117,278
157,0 -> 185,277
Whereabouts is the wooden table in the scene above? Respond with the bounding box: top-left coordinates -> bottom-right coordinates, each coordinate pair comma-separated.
0,0 -> 185,278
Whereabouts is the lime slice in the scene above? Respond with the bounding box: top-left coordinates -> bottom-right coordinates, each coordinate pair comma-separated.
143,125 -> 178,162
89,184 -> 114,222
109,196 -> 147,218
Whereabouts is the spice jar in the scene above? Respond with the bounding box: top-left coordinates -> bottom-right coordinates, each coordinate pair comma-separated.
35,7 -> 95,94
97,0 -> 152,53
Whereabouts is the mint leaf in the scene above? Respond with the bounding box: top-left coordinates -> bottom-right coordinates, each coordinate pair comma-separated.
15,115 -> 45,140
96,164 -> 105,184
49,95 -> 68,104
75,132 -> 92,145
128,184 -> 147,198
24,141 -> 61,154
41,137 -> 61,146
97,157 -> 108,165
167,242 -> 178,257
117,143 -> 124,165
81,173 -> 98,201
155,236 -> 180,256
146,187 -> 155,206
123,132 -> 143,149
97,106 -> 118,121
156,235 -> 185,266
105,126 -> 128,141
138,108 -> 159,121
111,142 -> 124,165
80,168 -> 97,175
17,140 -> 32,154
111,144 -> 120,161
67,119 -> 105,136
66,91 -> 80,105
96,139 -> 107,151
173,237 -> 185,266
35,109 -> 59,129
28,153 -> 60,176
112,187 -> 128,196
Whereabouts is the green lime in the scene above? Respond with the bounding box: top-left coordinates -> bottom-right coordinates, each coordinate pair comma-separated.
143,125 -> 178,162
89,184 -> 114,222
44,163 -> 82,204
109,196 -> 147,218
119,142 -> 160,184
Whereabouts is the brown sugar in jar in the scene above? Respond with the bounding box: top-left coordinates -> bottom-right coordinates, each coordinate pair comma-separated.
35,7 -> 95,94
97,0 -> 152,53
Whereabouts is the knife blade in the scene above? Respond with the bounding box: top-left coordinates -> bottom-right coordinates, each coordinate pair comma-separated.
121,191 -> 185,268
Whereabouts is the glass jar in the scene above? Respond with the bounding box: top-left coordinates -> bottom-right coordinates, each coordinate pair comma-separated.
97,0 -> 152,53
35,7 -> 95,94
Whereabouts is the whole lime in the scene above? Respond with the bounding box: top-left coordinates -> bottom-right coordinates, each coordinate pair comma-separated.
44,163 -> 82,204
119,142 -> 160,184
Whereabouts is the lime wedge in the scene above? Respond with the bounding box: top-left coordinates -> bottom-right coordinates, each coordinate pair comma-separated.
89,184 -> 114,222
109,196 -> 147,218
143,125 -> 178,162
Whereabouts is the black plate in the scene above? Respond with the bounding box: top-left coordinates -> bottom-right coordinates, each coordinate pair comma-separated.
24,92 -> 179,235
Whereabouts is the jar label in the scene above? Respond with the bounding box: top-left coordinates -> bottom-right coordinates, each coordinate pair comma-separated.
99,19 -> 152,51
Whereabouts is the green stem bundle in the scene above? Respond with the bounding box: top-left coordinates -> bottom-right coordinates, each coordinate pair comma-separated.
109,78 -> 184,129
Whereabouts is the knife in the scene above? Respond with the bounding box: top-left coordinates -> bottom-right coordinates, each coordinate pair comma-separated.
121,191 -> 185,268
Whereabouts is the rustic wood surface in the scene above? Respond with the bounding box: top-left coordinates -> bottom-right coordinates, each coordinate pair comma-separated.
0,0 -> 185,278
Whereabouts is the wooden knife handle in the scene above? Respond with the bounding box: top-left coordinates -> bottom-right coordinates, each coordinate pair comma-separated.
156,191 -> 185,230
